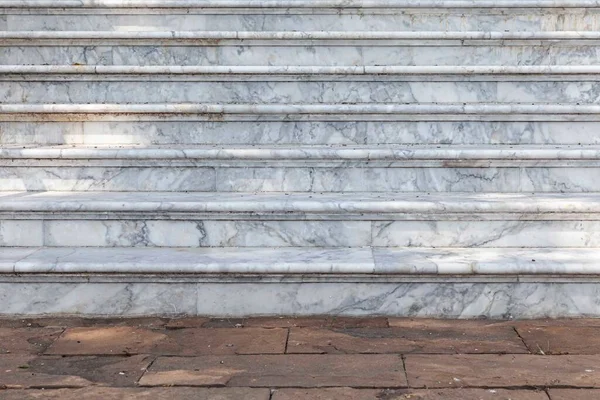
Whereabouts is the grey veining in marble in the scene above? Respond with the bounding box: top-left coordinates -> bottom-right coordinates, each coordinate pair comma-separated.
40,220 -> 371,247
7,8 -> 600,32
372,221 -> 600,248
3,44 -> 600,66
5,80 -> 600,104
1,280 -> 599,318
10,219 -> 600,248
2,121 -> 596,146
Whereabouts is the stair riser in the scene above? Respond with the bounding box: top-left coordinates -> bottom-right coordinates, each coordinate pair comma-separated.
3,219 -> 600,248
1,166 -> 598,192
1,121 -> 596,146
6,10 -> 600,32
5,81 -> 600,104
2,280 -> 596,318
3,45 -> 598,66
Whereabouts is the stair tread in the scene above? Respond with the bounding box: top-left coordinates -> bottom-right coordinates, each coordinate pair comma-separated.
3,30 -> 598,39
2,191 -> 600,214
4,0 -> 597,9
2,144 -> 600,160
2,246 -> 600,275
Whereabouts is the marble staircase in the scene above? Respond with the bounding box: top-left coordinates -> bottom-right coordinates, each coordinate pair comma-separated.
1,0 -> 600,317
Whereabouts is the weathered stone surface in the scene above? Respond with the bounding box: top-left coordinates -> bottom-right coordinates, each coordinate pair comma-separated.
513,319 -> 600,328
0,355 -> 91,389
287,325 -> 526,354
45,327 -> 166,355
154,328 -> 287,355
140,355 -> 406,388
549,389 -> 600,400
46,327 -> 286,355
405,354 -> 600,388
516,325 -> 600,354
0,318 -> 167,329
0,387 -> 271,400
28,354 -> 154,387
244,317 -> 389,329
272,388 -> 549,400
165,317 -> 210,329
202,319 -> 247,328
202,317 -> 388,329
0,328 -> 63,355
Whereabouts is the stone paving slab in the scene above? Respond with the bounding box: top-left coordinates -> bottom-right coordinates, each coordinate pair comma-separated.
548,389 -> 600,400
165,317 -> 210,329
45,326 -> 287,355
28,354 -> 154,387
140,354 -> 406,388
516,325 -> 600,355
203,317 -> 389,329
0,355 -> 92,389
405,354 -> 600,388
287,324 -> 527,354
0,354 -> 153,389
0,317 -> 167,329
0,328 -> 64,355
0,387 -> 271,400
271,388 -> 550,400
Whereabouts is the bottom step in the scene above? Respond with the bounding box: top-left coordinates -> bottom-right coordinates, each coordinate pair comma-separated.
2,247 -> 599,319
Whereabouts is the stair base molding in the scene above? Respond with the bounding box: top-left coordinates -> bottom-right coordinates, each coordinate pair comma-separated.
2,247 -> 600,318
1,276 -> 598,319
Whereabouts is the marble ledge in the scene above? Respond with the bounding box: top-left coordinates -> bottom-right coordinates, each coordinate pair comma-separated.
2,191 -> 600,215
4,246 -> 600,275
3,30 -> 600,41
3,144 -> 600,161
4,0 -> 599,10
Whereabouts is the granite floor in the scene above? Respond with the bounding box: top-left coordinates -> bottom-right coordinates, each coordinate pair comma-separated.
0,317 -> 598,399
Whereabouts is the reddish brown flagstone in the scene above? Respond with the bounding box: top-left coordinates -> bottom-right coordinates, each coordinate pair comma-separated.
0,328 -> 64,355
0,387 -> 270,400
287,324 -> 527,354
516,325 -> 600,355
46,326 -> 287,356
272,388 -> 549,400
548,389 -> 600,400
405,354 -> 600,388
140,354 -> 406,388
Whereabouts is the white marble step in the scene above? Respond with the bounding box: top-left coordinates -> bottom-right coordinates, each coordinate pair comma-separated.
3,1 -> 600,33
3,246 -> 600,275
4,0 -> 598,7
3,31 -> 599,66
6,79 -> 600,104
2,120 -> 598,147
2,192 -> 600,247
1,103 -> 597,121
2,245 -> 600,318
2,145 -> 600,192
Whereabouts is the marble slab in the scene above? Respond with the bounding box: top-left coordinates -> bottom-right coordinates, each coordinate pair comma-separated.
39,220 -> 371,247
1,279 -> 599,318
6,218 -> 600,247
372,220 -> 600,248
3,44 -> 599,66
6,8 -> 600,32
2,121 -> 596,146
5,81 -> 600,104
